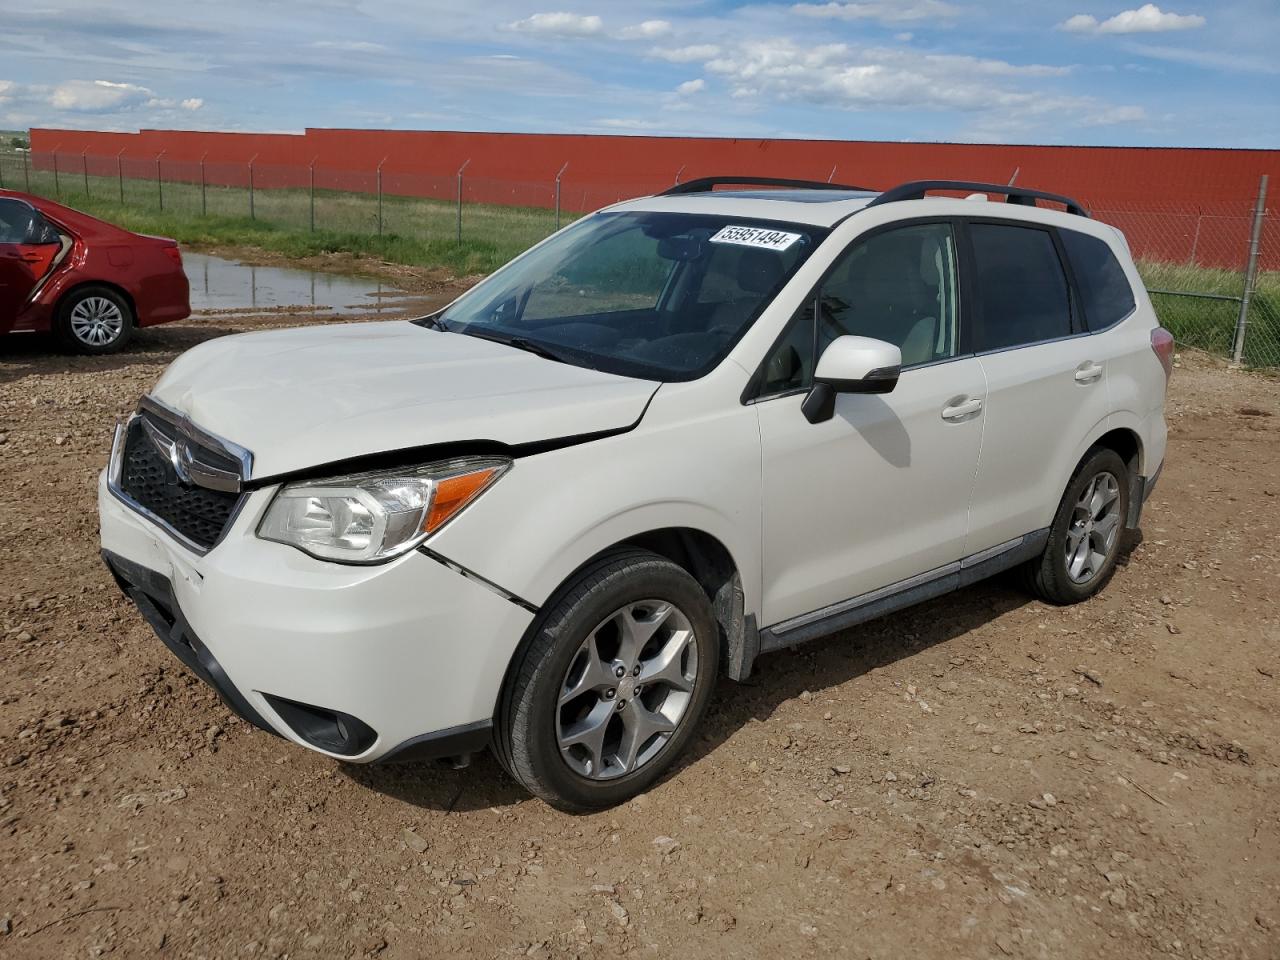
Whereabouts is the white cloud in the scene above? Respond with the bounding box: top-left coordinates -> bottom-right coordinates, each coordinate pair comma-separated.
895,32 -> 914,42
1122,42 -> 1279,74
702,42 -> 1072,111
181,98 -> 204,111
792,1 -> 958,24
507,12 -> 605,37
675,78 -> 705,95
678,39 -> 1136,133
618,20 -> 671,39
1058,4 -> 1205,34
311,40 -> 388,53
648,44 -> 721,63
50,79 -> 153,112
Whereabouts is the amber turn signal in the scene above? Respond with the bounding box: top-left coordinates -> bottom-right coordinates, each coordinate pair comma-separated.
423,465 -> 506,535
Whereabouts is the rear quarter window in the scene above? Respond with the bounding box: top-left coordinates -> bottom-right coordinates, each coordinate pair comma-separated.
1061,229 -> 1136,331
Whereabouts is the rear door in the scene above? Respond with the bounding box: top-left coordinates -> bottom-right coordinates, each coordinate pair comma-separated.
0,199 -> 63,332
962,218 -> 1115,554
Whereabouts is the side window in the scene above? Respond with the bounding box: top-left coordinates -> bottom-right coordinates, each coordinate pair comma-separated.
1060,229 -> 1136,330
969,223 -> 1072,351
0,200 -> 58,245
0,199 -> 35,244
756,222 -> 959,396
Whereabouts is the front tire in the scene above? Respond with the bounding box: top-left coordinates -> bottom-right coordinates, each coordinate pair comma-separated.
54,286 -> 134,354
1021,447 -> 1130,605
496,548 -> 719,811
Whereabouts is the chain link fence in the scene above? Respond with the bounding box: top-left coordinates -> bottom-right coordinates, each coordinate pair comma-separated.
2,150 -> 1275,367
1092,183 -> 1277,368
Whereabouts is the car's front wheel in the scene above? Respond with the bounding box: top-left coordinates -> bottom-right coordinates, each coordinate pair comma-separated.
495,548 -> 719,811
1021,447 -> 1130,605
54,286 -> 135,354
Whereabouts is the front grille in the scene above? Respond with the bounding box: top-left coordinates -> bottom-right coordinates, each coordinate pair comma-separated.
118,414 -> 242,550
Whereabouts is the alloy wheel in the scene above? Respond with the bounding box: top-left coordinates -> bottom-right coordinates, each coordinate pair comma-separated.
556,600 -> 698,780
1064,470 -> 1122,584
70,296 -> 125,347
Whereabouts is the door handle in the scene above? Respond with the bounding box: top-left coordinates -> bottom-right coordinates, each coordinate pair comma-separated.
941,396 -> 983,421
1074,361 -> 1104,383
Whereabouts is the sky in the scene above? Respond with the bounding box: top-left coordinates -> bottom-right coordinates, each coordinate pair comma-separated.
1,1 -> 1276,148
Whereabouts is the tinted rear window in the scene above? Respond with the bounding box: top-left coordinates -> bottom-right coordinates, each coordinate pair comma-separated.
1061,229 -> 1136,330
970,223 -> 1073,351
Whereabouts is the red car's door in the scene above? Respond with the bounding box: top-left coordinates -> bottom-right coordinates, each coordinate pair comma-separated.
0,198 -> 63,333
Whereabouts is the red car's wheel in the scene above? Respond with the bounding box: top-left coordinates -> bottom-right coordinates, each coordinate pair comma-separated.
54,286 -> 135,355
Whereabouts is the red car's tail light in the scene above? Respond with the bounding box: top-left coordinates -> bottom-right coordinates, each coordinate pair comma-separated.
162,245 -> 184,268
1151,326 -> 1175,379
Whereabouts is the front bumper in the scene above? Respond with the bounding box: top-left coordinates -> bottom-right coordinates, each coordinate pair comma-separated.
98,471 -> 536,763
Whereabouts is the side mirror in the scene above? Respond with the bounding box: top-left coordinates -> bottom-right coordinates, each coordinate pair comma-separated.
801,336 -> 902,424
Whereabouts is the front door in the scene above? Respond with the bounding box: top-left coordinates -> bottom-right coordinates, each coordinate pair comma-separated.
754,220 -> 987,628
0,199 -> 62,334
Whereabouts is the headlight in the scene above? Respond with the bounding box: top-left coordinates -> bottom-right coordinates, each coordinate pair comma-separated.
257,456 -> 510,564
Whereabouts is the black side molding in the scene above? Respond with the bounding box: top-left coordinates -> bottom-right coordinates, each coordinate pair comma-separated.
756,529 -> 1050,654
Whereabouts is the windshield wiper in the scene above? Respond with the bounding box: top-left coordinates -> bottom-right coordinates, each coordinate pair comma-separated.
413,313 -> 449,332
460,329 -> 569,364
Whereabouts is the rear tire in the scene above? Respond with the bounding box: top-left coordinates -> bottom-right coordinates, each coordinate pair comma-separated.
495,548 -> 719,812
1021,447 -> 1130,605
54,286 -> 134,355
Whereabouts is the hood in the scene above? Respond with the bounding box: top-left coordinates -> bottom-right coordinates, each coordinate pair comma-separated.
150,321 -> 659,480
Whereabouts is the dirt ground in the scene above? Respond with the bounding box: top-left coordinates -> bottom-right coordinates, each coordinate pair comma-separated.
1,272 -> 1278,960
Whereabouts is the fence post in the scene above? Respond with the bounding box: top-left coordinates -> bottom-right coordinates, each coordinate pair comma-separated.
52,146 -> 61,198
376,157 -> 387,238
248,154 -> 258,220
22,149 -> 30,192
0,157 -> 4,189
1232,174 -> 1269,367
455,159 -> 471,243
200,153 -> 208,216
116,148 -> 126,203
555,161 -> 569,231
156,151 -> 165,211
82,150 -> 89,197
309,156 -> 317,232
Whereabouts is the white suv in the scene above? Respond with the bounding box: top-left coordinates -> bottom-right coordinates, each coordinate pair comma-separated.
99,178 -> 1172,810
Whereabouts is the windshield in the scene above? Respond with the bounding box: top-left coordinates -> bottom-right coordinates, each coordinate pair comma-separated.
427,211 -> 825,381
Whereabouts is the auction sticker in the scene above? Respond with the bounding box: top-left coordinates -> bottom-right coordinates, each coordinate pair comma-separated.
709,225 -> 802,251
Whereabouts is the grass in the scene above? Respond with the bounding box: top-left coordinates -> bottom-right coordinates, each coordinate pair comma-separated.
1138,261 -> 1280,367
3,152 -> 1278,365
0,159 -> 568,275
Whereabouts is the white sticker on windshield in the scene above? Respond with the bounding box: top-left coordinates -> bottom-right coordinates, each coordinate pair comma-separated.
709,225 -> 802,251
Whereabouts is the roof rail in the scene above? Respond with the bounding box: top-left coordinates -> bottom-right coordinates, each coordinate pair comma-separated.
661,175 -> 875,196
867,180 -> 1090,218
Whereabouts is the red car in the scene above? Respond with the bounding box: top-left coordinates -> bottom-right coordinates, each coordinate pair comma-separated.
0,190 -> 189,354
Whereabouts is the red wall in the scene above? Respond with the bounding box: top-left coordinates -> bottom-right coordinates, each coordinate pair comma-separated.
28,127 -> 1279,268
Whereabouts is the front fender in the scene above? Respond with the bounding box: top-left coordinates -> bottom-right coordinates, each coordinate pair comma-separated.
427,402 -> 763,620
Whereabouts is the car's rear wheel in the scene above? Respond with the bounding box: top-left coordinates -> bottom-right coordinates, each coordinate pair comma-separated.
495,548 -> 718,811
1021,447 -> 1130,605
54,286 -> 134,354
